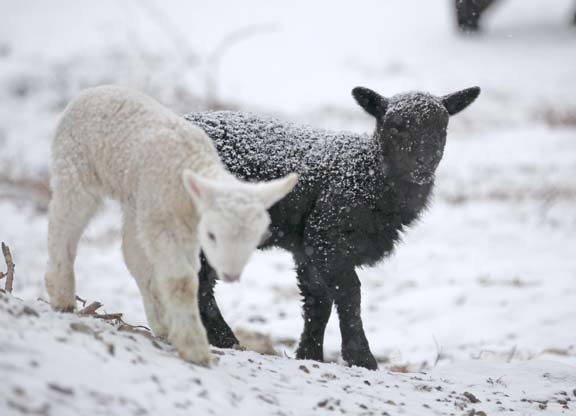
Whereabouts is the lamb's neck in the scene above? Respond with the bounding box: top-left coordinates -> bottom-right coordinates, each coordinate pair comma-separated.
382,169 -> 434,222
373,139 -> 433,216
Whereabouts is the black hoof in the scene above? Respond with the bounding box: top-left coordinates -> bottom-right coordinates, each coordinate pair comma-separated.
207,328 -> 239,349
457,21 -> 481,34
343,350 -> 378,370
296,341 -> 324,362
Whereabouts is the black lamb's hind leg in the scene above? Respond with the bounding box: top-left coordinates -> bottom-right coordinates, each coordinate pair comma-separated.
295,261 -> 333,362
333,268 -> 377,370
198,254 -> 239,348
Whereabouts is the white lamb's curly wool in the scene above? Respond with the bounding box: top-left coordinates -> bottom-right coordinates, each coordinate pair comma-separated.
45,85 -> 297,366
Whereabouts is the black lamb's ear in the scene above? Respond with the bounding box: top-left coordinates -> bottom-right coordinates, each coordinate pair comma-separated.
352,87 -> 388,117
441,86 -> 481,116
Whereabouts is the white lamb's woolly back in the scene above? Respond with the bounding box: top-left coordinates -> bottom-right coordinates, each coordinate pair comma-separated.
45,85 -> 297,367
52,85 -> 229,209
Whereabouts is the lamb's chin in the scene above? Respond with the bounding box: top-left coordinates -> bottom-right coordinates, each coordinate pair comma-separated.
410,173 -> 434,185
218,271 -> 241,283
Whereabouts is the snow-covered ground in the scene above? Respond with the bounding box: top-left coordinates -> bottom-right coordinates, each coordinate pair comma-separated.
1,0 -> 575,415
2,296 -> 575,415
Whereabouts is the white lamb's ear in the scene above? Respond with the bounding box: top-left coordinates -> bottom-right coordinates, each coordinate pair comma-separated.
182,170 -> 217,210
254,173 -> 299,209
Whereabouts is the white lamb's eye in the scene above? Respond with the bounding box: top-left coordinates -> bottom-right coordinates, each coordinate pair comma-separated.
207,232 -> 216,242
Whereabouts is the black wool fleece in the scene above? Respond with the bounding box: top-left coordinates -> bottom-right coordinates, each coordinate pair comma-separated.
185,85 -> 480,370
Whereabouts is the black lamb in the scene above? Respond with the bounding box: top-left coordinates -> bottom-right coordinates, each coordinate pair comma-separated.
185,85 -> 480,370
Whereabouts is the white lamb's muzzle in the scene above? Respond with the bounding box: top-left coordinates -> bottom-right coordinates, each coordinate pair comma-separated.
217,263 -> 245,282
220,271 -> 241,282
213,252 -> 252,283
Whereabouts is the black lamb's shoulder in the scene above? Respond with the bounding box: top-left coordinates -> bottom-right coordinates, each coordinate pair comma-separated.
187,111 -> 305,181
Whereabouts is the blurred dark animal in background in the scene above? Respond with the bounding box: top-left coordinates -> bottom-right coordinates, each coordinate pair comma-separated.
455,0 -> 576,32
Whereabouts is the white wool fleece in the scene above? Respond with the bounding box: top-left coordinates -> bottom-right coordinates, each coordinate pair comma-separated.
45,85 -> 297,367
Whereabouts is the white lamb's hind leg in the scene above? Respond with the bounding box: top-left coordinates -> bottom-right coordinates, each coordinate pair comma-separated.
139,218 -> 212,366
45,184 -> 101,311
121,213 -> 168,337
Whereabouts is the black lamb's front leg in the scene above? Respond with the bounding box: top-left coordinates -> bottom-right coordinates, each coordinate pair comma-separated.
333,268 -> 378,370
295,261 -> 333,362
198,254 -> 239,348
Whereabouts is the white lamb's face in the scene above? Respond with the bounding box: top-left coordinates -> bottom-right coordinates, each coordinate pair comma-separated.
182,171 -> 298,282
197,202 -> 270,282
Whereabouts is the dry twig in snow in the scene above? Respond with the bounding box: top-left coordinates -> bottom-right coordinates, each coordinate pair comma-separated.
0,242 -> 15,293
78,301 -> 103,315
92,313 -> 124,321
74,296 -> 152,335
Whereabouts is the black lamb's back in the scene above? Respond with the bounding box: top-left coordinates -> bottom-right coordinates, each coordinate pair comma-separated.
186,111 -> 432,268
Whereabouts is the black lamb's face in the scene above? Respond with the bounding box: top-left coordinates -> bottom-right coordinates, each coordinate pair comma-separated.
381,92 -> 448,184
352,86 -> 481,184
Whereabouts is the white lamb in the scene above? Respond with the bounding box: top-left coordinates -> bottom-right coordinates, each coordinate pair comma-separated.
45,85 -> 298,366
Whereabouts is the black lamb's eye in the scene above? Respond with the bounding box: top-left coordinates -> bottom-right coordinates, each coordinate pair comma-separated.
389,122 -> 406,134
207,232 -> 216,242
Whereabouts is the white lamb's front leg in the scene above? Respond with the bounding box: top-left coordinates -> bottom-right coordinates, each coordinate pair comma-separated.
140,217 -> 212,367
156,271 -> 212,366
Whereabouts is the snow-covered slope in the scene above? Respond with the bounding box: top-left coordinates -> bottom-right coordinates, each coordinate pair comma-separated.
2,295 -> 575,416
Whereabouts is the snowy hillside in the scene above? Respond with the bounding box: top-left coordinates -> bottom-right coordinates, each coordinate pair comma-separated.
2,296 -> 575,415
1,0 -> 575,415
